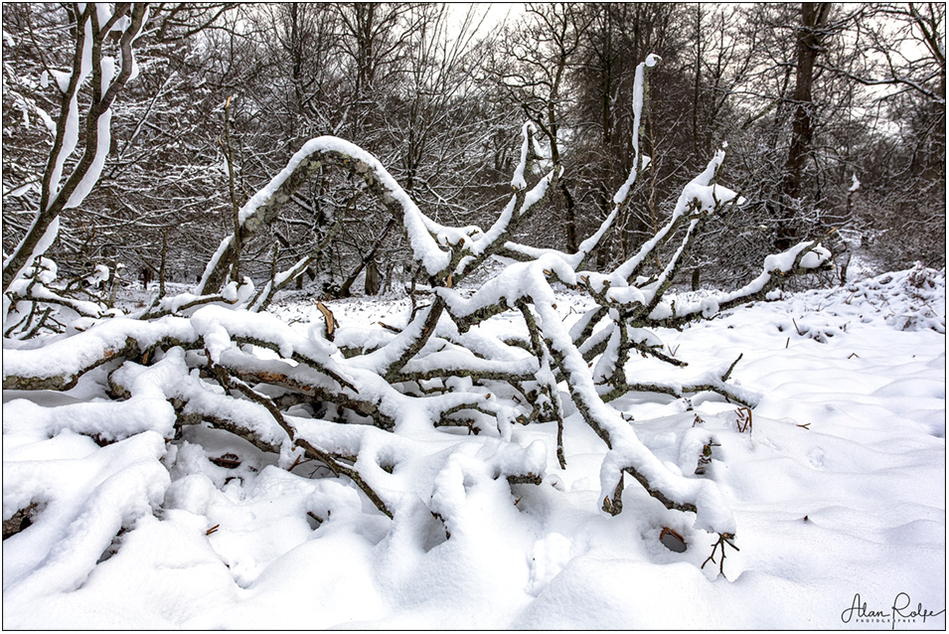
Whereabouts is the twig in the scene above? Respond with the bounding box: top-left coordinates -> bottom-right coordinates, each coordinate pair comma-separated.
792,318 -> 804,336
721,353 -> 743,381
701,532 -> 739,576
735,407 -> 752,434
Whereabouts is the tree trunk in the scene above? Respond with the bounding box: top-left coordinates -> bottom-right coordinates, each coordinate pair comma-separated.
364,259 -> 380,295
2,5 -> 147,294
779,2 -> 831,249
338,217 -> 395,297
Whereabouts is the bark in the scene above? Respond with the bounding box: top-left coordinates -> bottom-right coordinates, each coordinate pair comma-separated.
3,4 -> 148,294
338,217 -> 395,297
779,2 -> 832,248
5,336 -> 145,391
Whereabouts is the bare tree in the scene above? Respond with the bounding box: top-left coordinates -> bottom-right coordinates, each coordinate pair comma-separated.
5,7 -> 862,590
780,2 -> 833,248
495,3 -> 593,254
3,4 -> 148,296
5,56 -> 835,571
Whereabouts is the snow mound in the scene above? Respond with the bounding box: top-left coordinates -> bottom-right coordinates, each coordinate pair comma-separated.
842,264 -> 946,333
3,273 -> 945,628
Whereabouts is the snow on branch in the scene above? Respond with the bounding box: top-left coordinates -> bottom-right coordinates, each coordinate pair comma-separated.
3,48 -> 850,588
3,4 -> 148,297
638,240 -> 833,327
197,137 -> 477,294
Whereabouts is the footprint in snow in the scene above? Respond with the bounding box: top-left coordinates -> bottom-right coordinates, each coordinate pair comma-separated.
807,446 -> 825,468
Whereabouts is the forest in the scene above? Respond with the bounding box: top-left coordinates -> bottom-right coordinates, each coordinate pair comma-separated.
2,3 -> 946,629
3,2 -> 944,293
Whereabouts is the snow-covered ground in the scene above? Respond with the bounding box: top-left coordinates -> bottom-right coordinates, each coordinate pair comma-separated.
3,267 -> 945,629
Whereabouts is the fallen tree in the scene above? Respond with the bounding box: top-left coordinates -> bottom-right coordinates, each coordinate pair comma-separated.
3,42 -> 832,594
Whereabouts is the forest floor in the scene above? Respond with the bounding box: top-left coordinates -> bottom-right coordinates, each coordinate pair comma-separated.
3,266 -> 945,629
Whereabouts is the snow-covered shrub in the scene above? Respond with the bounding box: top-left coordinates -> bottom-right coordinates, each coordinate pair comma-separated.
4,50 -> 834,594
843,265 -> 946,333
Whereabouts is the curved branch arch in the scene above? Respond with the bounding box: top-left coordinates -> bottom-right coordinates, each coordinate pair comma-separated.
197,137 -> 459,294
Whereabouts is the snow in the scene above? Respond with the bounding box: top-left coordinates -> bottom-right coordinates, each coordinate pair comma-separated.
3,17 -> 942,624
196,236 -> 234,293
244,137 -> 453,278
64,109 -> 112,210
43,7 -> 99,208
3,4 -> 143,300
188,304 -> 338,367
613,59 -> 651,205
3,430 -> 170,602
199,134 -> 485,294
764,241 -> 831,273
3,266 -> 944,629
3,315 -> 196,384
2,215 -> 60,303
604,148 -> 741,297
660,241 -> 835,323
511,122 -> 534,189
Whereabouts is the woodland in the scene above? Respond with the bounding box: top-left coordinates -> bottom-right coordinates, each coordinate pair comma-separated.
2,3 -> 946,629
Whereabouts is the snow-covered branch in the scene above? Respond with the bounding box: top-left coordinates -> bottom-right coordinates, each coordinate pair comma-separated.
3,4 -> 148,297
3,42 -> 857,591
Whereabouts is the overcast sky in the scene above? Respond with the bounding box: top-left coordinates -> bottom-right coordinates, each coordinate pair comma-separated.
450,3 -> 524,39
